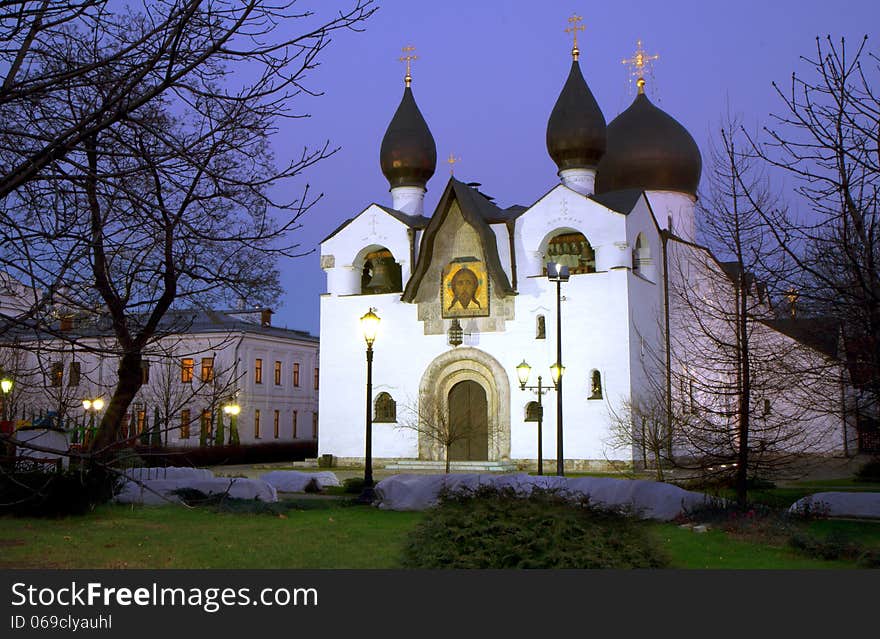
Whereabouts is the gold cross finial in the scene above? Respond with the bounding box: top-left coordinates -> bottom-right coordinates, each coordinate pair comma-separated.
622,39 -> 659,94
446,153 -> 461,175
399,45 -> 418,87
565,14 -> 585,61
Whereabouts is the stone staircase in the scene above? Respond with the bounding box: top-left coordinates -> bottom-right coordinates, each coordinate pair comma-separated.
381,459 -> 518,473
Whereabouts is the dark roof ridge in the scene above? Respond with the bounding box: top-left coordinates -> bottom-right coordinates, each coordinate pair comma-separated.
402,177 -> 515,302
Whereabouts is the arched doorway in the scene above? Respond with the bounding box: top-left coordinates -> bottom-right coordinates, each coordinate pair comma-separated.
418,347 -> 511,463
448,380 -> 488,461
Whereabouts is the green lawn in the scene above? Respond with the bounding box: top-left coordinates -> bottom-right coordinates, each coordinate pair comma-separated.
647,523 -> 859,569
0,501 -> 422,569
1,496 -> 877,569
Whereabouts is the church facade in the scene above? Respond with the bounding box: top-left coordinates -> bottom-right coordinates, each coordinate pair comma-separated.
317,36 -> 850,471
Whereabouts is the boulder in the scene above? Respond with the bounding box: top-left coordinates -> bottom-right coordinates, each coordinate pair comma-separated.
789,492 -> 880,519
259,470 -> 341,492
115,477 -> 277,505
374,473 -> 717,521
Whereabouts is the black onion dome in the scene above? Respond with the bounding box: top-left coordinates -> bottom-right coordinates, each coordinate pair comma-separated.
380,86 -> 437,189
595,93 -> 702,196
546,61 -> 607,171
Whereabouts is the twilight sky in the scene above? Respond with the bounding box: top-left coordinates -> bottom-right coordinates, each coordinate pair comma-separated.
268,0 -> 877,336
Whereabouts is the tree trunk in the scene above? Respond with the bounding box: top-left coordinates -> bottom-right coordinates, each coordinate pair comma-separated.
89,351 -> 143,459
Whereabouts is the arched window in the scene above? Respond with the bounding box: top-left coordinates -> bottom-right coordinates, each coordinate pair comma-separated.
543,232 -> 595,274
360,248 -> 402,294
525,401 -> 542,422
536,315 -> 546,339
589,370 -> 602,400
632,233 -> 653,279
374,392 -> 397,422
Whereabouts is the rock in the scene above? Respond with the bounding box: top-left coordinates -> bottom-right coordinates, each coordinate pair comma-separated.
259,470 -> 341,492
789,492 -> 880,519
115,477 -> 277,505
373,473 -> 718,521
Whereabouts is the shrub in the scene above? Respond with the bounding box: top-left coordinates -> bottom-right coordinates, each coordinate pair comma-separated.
0,467 -> 120,517
789,530 -> 861,561
135,441 -> 317,467
857,548 -> 880,568
854,457 -> 880,483
303,477 -> 322,493
343,477 -> 366,494
401,486 -> 668,569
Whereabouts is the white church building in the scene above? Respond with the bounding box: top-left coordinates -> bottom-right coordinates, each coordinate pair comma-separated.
317,37 -> 850,471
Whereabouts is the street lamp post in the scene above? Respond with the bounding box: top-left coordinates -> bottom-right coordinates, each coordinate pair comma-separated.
1,376 -> 12,423
547,261 -> 570,476
358,308 -> 380,504
516,360 -> 555,476
223,402 -> 241,446
82,397 -> 105,447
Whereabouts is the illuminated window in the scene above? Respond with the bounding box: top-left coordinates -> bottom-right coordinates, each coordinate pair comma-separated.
254,409 -> 261,438
293,363 -> 300,387
202,357 -> 214,382
201,357 -> 214,383
201,409 -> 212,439
543,232 -> 595,274
50,362 -> 63,387
274,361 -> 282,385
181,358 -> 194,383
180,409 -> 191,439
255,359 -> 263,384
136,409 -> 146,434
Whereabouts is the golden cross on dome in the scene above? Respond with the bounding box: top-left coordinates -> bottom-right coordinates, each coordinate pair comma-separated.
565,14 -> 585,61
446,153 -> 461,175
622,39 -> 659,94
399,45 -> 418,87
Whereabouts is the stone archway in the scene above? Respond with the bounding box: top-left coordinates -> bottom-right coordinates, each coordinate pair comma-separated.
418,347 -> 511,462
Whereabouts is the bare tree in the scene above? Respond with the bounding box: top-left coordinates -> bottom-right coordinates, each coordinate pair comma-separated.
0,2 -> 376,461
663,116 -> 843,504
605,384 -> 693,482
0,1 -> 376,203
744,36 -> 880,427
397,396 -> 498,474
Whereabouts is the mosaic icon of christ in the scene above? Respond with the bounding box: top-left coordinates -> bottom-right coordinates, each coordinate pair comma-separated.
448,266 -> 480,311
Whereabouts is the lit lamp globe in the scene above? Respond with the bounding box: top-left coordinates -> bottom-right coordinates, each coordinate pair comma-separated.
550,363 -> 565,388
0,378 -> 12,394
92,398 -> 105,411
360,308 -> 381,346
223,403 -> 241,416
516,360 -> 531,390
82,399 -> 92,410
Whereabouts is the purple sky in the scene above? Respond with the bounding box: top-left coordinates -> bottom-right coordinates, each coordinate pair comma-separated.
269,0 -> 878,336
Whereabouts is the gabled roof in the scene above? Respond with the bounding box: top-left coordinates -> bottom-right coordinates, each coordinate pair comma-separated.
402,177 -> 516,302
588,188 -> 644,215
321,203 -> 429,244
761,317 -> 839,358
